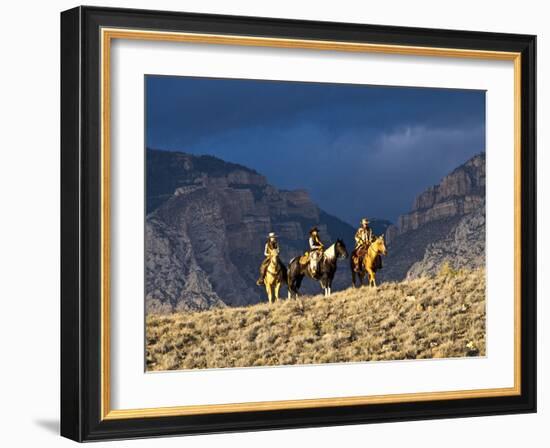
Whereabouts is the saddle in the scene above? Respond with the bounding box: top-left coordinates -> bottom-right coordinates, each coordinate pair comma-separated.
351,244 -> 369,271
299,250 -> 322,277
300,249 -> 323,264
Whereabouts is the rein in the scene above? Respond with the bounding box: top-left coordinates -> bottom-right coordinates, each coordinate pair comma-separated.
366,241 -> 385,260
367,243 -> 379,258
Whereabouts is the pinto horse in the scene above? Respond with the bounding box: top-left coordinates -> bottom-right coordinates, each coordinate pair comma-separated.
288,239 -> 348,298
351,236 -> 387,287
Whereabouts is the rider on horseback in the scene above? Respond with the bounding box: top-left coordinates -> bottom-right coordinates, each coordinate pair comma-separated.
355,218 -> 373,251
256,232 -> 280,286
301,226 -> 324,276
352,218 -> 374,269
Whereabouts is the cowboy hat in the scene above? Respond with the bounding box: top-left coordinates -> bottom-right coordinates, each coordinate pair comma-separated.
361,218 -> 370,224
268,232 -> 277,238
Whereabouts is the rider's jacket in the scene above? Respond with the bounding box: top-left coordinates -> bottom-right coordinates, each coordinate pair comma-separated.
355,226 -> 373,248
309,234 -> 324,252
264,239 -> 279,256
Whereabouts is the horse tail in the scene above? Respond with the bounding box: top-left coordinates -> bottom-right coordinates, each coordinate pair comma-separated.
286,258 -> 295,292
281,263 -> 288,284
287,258 -> 303,293
350,248 -> 360,273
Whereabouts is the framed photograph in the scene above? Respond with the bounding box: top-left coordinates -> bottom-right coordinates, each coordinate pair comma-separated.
61,6 -> 536,442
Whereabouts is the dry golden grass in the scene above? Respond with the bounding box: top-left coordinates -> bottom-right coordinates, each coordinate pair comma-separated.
146,267 -> 486,371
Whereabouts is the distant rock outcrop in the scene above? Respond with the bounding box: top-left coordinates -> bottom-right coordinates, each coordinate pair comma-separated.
382,153 -> 485,281
145,215 -> 227,313
406,205 -> 486,279
145,149 -> 389,313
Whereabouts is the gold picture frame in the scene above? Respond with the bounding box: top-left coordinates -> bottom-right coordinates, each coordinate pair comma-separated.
61,6 -> 536,441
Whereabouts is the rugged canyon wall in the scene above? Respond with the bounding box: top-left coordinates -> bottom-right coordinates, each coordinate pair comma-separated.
381,153 -> 486,281
145,149 -> 485,311
145,149 -> 389,313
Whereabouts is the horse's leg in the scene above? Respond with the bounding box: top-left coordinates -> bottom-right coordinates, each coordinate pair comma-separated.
275,281 -> 281,302
295,274 -> 304,297
362,260 -> 369,287
366,268 -> 375,287
323,276 -> 330,297
265,283 -> 272,304
351,270 -> 357,288
295,274 -> 304,298
287,265 -> 296,299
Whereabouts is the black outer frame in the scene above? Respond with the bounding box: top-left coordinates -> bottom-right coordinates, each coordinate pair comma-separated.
60,6 -> 536,442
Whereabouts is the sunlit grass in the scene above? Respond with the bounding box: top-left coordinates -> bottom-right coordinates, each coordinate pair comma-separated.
146,268 -> 486,371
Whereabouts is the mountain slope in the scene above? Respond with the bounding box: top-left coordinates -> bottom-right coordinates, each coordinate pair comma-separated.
146,268 -> 486,370
407,206 -> 485,279
146,149 -> 385,312
146,149 -> 262,213
381,153 -> 485,281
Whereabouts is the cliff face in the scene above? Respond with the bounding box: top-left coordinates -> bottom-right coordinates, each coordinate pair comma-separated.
387,153 -> 485,240
382,153 -> 486,281
406,206 -> 485,279
146,149 -> 377,313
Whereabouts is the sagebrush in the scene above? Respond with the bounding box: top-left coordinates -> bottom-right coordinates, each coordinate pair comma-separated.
146,268 -> 486,371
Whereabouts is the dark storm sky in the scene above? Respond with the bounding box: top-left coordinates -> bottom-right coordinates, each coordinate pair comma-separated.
146,75 -> 485,225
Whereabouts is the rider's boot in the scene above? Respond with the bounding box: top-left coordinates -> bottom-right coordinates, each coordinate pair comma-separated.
257,260 -> 268,285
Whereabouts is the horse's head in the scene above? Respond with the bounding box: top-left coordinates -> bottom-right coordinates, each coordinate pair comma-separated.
372,236 -> 387,256
335,238 -> 349,259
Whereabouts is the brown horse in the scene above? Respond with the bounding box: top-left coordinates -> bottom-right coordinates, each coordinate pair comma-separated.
351,236 -> 387,287
264,251 -> 287,304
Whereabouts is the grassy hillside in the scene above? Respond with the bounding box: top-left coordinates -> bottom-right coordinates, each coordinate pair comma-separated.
146,267 -> 486,371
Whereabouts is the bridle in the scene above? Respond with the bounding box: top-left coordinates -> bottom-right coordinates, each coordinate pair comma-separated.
336,242 -> 347,259
367,239 -> 386,258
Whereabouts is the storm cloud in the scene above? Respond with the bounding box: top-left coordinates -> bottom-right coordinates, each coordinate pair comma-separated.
146,76 -> 485,224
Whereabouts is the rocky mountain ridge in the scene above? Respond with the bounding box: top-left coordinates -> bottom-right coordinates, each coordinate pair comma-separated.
382,153 -> 486,281
406,206 -> 485,279
145,149 -> 486,312
386,153 -> 485,241
145,149 -> 389,313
